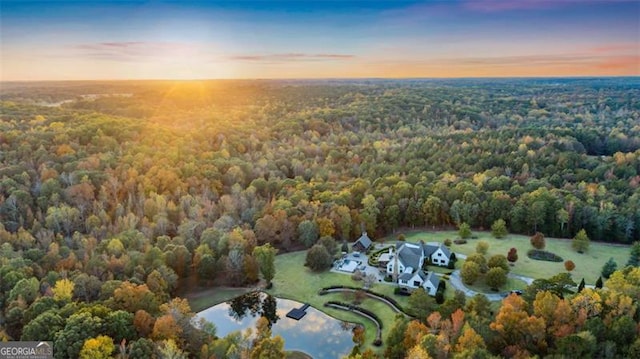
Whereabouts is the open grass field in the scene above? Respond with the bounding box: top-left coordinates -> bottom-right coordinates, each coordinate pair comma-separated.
391,230 -> 631,285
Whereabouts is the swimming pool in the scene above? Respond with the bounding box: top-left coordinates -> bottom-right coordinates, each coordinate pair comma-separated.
338,259 -> 360,272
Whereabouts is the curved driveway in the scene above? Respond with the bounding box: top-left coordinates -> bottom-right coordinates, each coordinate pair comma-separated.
446,270 -> 535,301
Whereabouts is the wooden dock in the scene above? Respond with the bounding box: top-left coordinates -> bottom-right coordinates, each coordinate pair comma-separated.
286,303 -> 310,320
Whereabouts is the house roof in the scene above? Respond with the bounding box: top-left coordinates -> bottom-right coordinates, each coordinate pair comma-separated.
399,272 -> 413,281
424,271 -> 440,288
416,270 -> 429,281
423,242 -> 451,258
397,243 -> 423,269
353,232 -> 372,250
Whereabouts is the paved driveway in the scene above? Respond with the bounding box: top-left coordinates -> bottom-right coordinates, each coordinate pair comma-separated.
448,270 -> 509,301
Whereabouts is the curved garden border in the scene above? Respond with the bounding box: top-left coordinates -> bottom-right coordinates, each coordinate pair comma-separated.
324,301 -> 383,346
319,286 -> 414,318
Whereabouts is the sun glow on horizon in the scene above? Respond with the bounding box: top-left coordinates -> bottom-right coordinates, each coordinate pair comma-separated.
1,1 -> 638,81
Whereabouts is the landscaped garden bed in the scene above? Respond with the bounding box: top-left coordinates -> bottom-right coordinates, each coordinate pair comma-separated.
527,249 -> 563,262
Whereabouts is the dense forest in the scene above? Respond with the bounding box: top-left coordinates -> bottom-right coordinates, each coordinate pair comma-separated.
1,78 -> 639,358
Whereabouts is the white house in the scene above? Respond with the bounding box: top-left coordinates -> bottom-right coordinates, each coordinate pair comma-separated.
424,243 -> 452,267
386,241 -> 452,276
398,270 -> 440,296
386,242 -> 424,275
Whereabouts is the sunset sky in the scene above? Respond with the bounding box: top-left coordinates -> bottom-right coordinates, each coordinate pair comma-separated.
1,0 -> 638,80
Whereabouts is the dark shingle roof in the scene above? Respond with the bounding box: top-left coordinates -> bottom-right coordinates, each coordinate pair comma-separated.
353,232 -> 372,250
423,242 -> 451,258
398,244 -> 422,269
425,272 -> 440,288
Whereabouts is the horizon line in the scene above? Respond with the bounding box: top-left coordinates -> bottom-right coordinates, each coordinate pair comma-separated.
2,75 -> 639,83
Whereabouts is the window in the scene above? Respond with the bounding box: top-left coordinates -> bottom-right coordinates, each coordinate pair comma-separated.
437,253 -> 442,256
413,280 -> 421,287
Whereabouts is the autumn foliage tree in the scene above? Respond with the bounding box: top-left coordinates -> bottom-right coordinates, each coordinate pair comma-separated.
564,260 -> 575,272
507,247 -> 518,265
490,293 -> 546,356
530,232 -> 545,250
79,335 -> 115,359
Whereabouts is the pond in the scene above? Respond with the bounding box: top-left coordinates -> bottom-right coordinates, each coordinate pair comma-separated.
196,291 -> 356,358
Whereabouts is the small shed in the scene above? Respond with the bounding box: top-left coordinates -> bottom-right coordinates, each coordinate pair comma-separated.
352,232 -> 373,252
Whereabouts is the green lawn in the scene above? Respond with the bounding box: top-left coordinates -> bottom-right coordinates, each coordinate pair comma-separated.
392,230 -> 631,285
267,251 -> 408,353
185,287 -> 253,312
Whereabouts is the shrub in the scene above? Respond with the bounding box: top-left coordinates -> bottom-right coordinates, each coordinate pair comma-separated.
476,240 -> 489,255
351,271 -> 364,281
527,249 -> 563,262
458,223 -> 472,239
530,232 -> 546,250
444,238 -> 452,247
397,234 -> 405,241
507,248 -> 518,264
564,260 -> 575,272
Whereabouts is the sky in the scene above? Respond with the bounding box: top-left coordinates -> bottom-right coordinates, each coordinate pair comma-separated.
1,0 -> 638,80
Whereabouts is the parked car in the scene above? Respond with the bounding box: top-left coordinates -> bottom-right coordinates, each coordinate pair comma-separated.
353,252 -> 361,257
510,290 -> 523,295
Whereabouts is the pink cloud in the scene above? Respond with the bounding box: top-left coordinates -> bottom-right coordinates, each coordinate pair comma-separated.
589,43 -> 639,54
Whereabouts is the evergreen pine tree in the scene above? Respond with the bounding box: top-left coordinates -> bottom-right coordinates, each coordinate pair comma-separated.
601,257 -> 617,279
595,276 -> 603,289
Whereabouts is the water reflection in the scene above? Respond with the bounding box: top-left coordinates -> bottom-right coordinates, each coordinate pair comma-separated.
197,292 -> 355,358
227,291 -> 279,327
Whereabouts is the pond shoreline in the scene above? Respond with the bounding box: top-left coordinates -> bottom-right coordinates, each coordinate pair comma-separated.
196,291 -> 357,359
